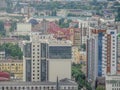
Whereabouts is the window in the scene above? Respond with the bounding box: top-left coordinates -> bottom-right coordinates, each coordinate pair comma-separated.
49,46 -> 71,59
51,87 -> 54,90
110,32 -> 114,34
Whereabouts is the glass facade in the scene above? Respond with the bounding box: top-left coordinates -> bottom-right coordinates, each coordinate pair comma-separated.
41,43 -> 48,58
98,32 -> 103,76
26,59 -> 31,81
49,46 -> 72,59
24,43 -> 31,58
41,59 -> 47,81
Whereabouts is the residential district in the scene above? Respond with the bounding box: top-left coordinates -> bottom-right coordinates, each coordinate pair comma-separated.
0,0 -> 119,90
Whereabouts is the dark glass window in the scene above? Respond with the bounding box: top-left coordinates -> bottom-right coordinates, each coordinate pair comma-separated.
24,43 -> 31,57
26,59 -> 31,81
49,46 -> 72,59
41,43 -> 48,58
41,59 -> 46,81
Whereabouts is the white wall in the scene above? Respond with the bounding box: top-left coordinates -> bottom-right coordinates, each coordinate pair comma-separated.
16,23 -> 31,35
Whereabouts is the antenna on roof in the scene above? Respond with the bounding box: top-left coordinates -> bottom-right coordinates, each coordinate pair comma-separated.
56,76 -> 59,90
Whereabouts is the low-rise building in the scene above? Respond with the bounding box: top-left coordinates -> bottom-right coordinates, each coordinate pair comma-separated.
0,78 -> 78,90
0,60 -> 23,80
0,38 -> 21,45
106,75 -> 120,90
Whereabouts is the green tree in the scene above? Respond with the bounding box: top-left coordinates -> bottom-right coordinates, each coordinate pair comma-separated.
18,35 -> 30,40
0,21 -> 6,36
96,86 -> 105,90
10,21 -> 17,32
72,63 -> 92,90
115,6 -> 120,21
58,18 -> 72,28
81,43 -> 86,51
5,0 -> 13,13
0,43 -> 23,59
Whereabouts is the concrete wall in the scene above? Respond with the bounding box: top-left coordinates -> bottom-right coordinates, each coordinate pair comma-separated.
48,59 -> 71,82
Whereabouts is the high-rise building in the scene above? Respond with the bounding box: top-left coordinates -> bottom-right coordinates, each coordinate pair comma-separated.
23,33 -> 72,82
87,29 -> 117,83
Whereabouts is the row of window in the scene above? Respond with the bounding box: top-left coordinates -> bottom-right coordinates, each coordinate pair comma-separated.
112,83 -> 120,87
112,88 -> 120,90
0,67 -> 22,69
2,86 -> 76,90
0,64 -> 22,66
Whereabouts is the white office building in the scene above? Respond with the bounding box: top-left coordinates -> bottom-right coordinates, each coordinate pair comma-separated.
23,33 -> 72,82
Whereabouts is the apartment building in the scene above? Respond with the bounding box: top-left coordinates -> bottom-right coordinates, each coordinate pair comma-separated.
87,29 -> 117,84
23,33 -> 72,82
0,60 -> 23,80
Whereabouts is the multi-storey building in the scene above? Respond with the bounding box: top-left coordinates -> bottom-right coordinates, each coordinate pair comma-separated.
0,60 -> 23,80
87,29 -> 117,84
23,33 -> 72,82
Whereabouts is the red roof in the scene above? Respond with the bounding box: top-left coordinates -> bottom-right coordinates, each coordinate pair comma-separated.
48,22 -> 74,39
0,71 -> 10,81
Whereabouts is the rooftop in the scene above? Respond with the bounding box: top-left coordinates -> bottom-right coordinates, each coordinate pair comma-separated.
0,78 -> 77,86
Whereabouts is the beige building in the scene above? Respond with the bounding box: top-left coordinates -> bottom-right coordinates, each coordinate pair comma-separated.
0,60 -> 23,80
72,47 -> 86,64
23,33 -> 72,82
0,38 -> 21,45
